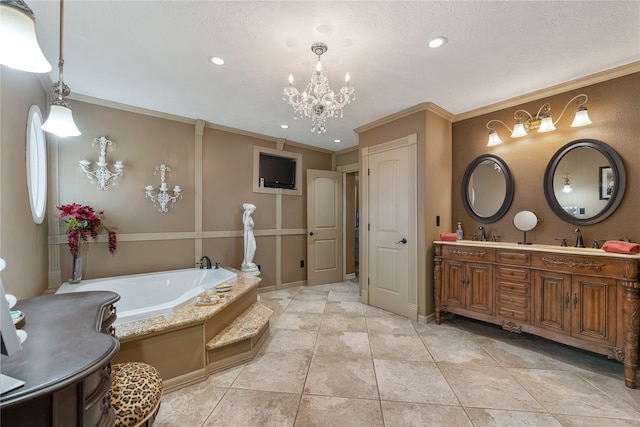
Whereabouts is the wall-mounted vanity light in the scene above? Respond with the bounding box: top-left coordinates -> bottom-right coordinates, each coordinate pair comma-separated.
144,164 -> 182,213
486,94 -> 592,147
79,136 -> 124,190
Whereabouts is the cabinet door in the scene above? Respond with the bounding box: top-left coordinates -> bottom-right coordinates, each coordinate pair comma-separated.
442,259 -> 465,309
534,271 -> 571,335
465,262 -> 494,315
570,275 -> 617,346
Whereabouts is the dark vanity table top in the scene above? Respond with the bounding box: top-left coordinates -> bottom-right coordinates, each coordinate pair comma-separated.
0,291 -> 120,407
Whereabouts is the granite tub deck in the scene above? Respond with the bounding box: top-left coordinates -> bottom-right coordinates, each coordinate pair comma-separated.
112,271 -> 271,392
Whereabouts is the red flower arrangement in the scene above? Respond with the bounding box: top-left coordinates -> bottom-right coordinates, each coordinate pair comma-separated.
57,203 -> 117,255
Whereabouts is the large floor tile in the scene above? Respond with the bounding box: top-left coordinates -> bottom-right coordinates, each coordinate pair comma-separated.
293,288 -> 330,301
155,384 -> 226,427
374,359 -> 458,405
554,414 -> 640,426
475,336 -> 578,370
330,282 -> 359,292
507,367 -> 640,419
323,300 -> 365,317
294,395 -> 383,427
365,314 -> 418,336
327,290 -> 360,302
369,332 -> 433,362
232,352 -> 310,393
285,299 -> 327,314
273,312 -> 322,330
464,408 -> 563,427
203,388 -> 299,427
304,355 -> 378,399
314,331 -> 371,358
439,364 -> 544,412
261,328 -> 318,355
381,401 -> 473,427
319,313 -> 367,332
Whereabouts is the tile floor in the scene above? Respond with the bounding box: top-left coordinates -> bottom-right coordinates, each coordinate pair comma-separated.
154,280 -> 640,426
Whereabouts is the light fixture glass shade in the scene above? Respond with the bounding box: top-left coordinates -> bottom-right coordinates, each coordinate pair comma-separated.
570,105 -> 592,127
511,121 -> 527,138
487,130 -> 503,146
0,1 -> 51,73
537,115 -> 556,132
41,102 -> 81,137
562,183 -> 572,193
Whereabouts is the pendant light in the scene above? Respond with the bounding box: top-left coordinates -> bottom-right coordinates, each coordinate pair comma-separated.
41,0 -> 80,137
0,0 -> 51,73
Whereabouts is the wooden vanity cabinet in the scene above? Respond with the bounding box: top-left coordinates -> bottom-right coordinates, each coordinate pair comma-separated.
434,241 -> 640,389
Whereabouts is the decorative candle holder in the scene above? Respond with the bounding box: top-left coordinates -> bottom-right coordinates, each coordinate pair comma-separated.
145,164 -> 182,213
79,136 -> 124,190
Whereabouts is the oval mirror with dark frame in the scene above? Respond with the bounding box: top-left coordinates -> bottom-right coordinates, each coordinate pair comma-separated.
543,139 -> 626,225
462,154 -> 514,223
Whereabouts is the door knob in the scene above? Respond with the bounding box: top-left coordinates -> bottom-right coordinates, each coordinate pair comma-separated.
396,238 -> 407,244
309,232 -> 315,236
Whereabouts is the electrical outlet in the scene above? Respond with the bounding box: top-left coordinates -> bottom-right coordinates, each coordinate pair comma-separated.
300,260 -> 304,268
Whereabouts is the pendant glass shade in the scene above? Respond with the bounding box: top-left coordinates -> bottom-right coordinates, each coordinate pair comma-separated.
41,101 -> 81,137
537,115 -> 556,133
0,1 -> 51,73
562,183 -> 572,193
511,121 -> 527,138
570,105 -> 592,127
487,129 -> 503,146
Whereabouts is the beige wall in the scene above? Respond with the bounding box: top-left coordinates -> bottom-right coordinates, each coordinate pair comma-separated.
1,75 -> 332,297
357,105 -> 453,318
452,73 -> 640,247
0,68 -> 49,298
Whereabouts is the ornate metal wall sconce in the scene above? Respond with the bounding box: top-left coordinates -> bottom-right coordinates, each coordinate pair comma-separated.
79,136 -> 124,190
144,164 -> 182,213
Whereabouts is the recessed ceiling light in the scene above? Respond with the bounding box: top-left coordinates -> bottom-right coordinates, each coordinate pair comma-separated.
334,139 -> 341,143
428,37 -> 447,48
209,56 -> 225,65
281,124 -> 289,129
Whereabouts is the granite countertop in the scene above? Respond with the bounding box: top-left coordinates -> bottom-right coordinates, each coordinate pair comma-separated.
114,272 -> 261,341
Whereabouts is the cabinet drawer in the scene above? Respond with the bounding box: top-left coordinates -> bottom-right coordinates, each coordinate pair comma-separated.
497,293 -> 531,323
442,245 -> 495,262
496,250 -> 530,266
496,266 -> 530,282
497,279 -> 530,295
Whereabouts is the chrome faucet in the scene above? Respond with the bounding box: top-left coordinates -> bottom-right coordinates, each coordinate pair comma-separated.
574,228 -> 585,248
198,256 -> 212,269
479,226 -> 487,242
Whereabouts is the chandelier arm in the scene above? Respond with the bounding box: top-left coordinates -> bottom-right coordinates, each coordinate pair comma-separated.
553,94 -> 589,125
56,0 -> 65,98
486,119 -> 513,133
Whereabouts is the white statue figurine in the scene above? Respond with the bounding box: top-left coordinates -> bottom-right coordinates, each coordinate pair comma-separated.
241,203 -> 260,275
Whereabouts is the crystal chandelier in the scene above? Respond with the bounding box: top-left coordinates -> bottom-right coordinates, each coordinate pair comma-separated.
283,42 -> 355,133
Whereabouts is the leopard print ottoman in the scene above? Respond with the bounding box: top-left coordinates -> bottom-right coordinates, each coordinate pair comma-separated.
110,362 -> 163,427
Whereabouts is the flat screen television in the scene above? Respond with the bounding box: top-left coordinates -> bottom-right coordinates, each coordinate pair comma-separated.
259,153 -> 296,189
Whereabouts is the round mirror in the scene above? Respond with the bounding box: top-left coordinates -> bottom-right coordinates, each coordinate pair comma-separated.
462,154 -> 514,223
543,139 -> 626,225
513,210 -> 538,245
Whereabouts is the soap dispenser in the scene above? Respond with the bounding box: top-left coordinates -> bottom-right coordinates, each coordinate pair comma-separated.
456,222 -> 463,240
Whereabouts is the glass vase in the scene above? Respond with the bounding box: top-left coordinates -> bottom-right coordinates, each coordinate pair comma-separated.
69,239 -> 86,284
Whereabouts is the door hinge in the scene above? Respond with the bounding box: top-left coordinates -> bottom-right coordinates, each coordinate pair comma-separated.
368,168 -> 370,176
368,277 -> 370,285
368,223 -> 370,231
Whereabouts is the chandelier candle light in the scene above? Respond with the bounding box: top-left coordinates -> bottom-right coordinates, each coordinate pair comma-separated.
486,94 -> 592,147
283,42 -> 355,133
145,164 -> 182,213
79,136 -> 124,190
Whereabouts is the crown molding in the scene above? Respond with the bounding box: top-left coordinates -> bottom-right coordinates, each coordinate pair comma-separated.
355,102 -> 454,134
453,61 -> 640,122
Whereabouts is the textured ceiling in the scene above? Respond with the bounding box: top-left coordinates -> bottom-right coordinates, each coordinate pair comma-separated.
27,1 -> 640,151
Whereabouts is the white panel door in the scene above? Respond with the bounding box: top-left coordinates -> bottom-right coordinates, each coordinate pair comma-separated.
368,144 -> 414,316
307,170 -> 343,286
